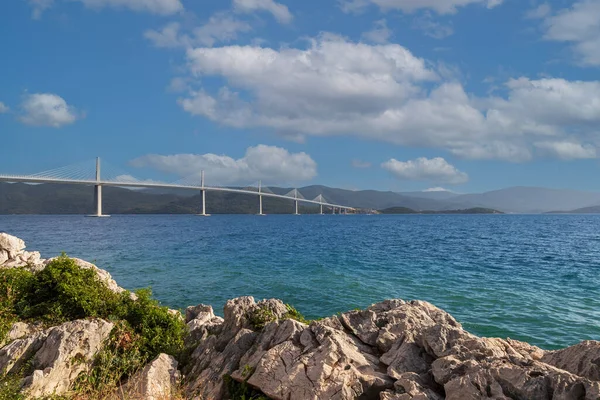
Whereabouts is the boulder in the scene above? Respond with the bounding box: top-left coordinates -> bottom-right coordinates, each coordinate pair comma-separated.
0,319 -> 114,398
121,353 -> 181,400
542,340 -> 600,381
0,233 -> 25,259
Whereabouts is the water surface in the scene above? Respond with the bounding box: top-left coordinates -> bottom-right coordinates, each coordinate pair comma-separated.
1,214 -> 598,350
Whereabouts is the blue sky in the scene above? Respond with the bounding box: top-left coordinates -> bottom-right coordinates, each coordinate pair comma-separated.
1,0 -> 600,193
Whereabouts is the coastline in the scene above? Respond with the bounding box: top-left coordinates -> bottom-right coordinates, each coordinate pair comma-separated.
1,232 -> 599,399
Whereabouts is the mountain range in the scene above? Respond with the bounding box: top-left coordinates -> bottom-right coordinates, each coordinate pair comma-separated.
2,182 -> 600,214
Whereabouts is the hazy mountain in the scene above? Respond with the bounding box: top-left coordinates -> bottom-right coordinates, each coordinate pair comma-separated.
548,206 -> 600,214
400,190 -> 460,201
442,187 -> 600,214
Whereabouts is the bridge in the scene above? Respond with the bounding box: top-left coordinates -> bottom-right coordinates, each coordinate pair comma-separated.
0,158 -> 356,217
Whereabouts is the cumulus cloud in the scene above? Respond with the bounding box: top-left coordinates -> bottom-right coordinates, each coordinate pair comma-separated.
542,0 -> 600,66
340,0 -> 503,14
130,145 -> 317,185
424,186 -> 451,192
534,141 -> 597,160
0,102 -> 9,114
145,15 -> 252,49
19,93 -> 79,128
233,0 -> 293,24
362,19 -> 392,43
175,35 -> 600,162
382,157 -> 468,184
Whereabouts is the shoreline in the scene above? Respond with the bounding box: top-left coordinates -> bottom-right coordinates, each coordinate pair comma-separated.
1,232 -> 599,399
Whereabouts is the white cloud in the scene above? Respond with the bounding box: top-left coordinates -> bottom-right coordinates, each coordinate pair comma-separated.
233,0 -> 293,24
19,93 -> 79,128
75,0 -> 183,15
130,145 -> 317,185
0,102 -> 9,114
542,0 -> 600,66
29,0 -> 183,16
535,141 -> 597,160
145,15 -> 252,49
525,3 -> 551,19
351,159 -> 372,168
175,35 -> 600,162
382,157 -> 468,184
412,12 -> 454,38
340,0 -> 503,14
424,186 -> 450,192
362,19 -> 392,43
28,0 -> 54,19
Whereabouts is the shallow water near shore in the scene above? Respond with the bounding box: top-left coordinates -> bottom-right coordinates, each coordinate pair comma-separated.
1,214 -> 599,350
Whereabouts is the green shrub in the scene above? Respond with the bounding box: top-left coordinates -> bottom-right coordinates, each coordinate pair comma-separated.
0,268 -> 35,344
15,255 -> 117,324
283,304 -> 310,325
224,374 -> 271,400
0,255 -> 187,397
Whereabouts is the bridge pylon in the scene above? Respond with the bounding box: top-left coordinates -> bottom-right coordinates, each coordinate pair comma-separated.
257,181 -> 265,216
87,157 -> 110,218
197,170 -> 210,217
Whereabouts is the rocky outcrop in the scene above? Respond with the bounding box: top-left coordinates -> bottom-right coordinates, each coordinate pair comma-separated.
0,319 -> 113,398
0,233 -> 45,271
182,297 -> 600,400
121,353 -> 181,400
0,232 -> 126,294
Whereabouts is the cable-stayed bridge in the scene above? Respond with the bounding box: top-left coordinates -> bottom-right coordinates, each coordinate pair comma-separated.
0,158 -> 355,216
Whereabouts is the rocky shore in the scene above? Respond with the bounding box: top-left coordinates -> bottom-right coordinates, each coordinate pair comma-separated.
1,232 -> 599,399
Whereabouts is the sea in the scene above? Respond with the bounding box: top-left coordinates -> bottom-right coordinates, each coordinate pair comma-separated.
1,214 -> 599,350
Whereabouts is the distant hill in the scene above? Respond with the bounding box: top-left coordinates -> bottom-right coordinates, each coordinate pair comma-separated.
380,207 -> 503,215
400,190 -> 460,201
547,206 -> 600,214
441,187 -> 600,214
2,182 -> 600,214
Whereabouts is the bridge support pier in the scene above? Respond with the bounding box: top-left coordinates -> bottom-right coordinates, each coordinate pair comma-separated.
197,171 -> 210,217
87,157 -> 109,217
294,200 -> 299,215
320,203 -> 323,215
257,181 -> 265,216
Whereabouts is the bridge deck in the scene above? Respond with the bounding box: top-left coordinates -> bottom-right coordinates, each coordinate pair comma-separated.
0,175 -> 355,210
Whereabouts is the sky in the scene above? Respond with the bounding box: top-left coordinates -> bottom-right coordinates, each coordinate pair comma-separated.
1,0 -> 600,193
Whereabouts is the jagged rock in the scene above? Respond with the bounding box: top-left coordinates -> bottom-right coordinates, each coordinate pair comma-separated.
542,340 -> 600,381
0,249 -> 9,264
0,319 -> 114,398
186,304 -> 214,323
121,353 -> 181,400
1,322 -> 42,347
0,233 -> 25,258
0,233 -> 45,270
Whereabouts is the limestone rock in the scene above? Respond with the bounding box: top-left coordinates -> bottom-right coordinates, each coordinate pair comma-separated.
542,340 -> 600,381
0,233 -> 25,258
185,304 -> 214,323
121,353 -> 181,400
7,319 -> 114,398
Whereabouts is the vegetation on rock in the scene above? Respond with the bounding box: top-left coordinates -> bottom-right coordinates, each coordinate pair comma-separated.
0,255 -> 187,398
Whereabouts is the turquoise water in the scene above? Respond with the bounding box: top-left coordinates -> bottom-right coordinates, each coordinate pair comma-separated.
1,214 -> 599,350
